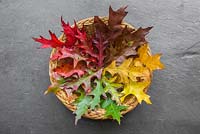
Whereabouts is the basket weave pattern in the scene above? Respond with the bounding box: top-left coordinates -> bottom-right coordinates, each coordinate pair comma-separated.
49,17 -> 150,120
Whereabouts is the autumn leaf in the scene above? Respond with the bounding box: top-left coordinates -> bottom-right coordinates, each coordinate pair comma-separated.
94,16 -> 109,37
102,77 -> 123,104
120,80 -> 152,104
93,16 -> 123,42
123,27 -> 153,46
51,47 -> 92,68
101,98 -> 127,124
33,30 -> 65,48
61,17 -> 77,47
74,80 -> 104,124
93,31 -> 108,67
94,6 -> 128,42
103,57 -> 152,104
104,26 -> 153,66
74,95 -> 92,125
104,59 -> 130,83
74,79 -> 125,124
44,85 -> 61,95
63,69 -> 102,93
53,63 -> 85,78
103,58 -> 150,83
75,29 -> 87,42
137,44 -> 165,71
89,80 -> 104,109
77,39 -> 98,59
108,6 -> 128,27
61,17 -> 77,36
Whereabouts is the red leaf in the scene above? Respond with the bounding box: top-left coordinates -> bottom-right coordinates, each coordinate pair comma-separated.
61,17 -> 78,35
51,47 -> 73,60
75,29 -> 87,43
61,17 -> 77,47
93,31 -> 107,67
54,63 -> 85,78
76,37 -> 98,59
51,47 -> 89,68
75,29 -> 98,61
33,30 -> 65,48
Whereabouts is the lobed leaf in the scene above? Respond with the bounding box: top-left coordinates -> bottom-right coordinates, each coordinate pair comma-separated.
102,98 -> 127,124
89,80 -> 104,109
63,69 -> 102,93
74,95 -> 92,125
120,80 -> 152,104
102,77 -> 123,104
33,31 -> 65,48
93,31 -> 108,68
103,58 -> 150,84
108,6 -> 128,27
136,44 -> 165,71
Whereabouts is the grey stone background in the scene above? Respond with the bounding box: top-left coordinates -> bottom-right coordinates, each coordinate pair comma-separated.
0,0 -> 200,134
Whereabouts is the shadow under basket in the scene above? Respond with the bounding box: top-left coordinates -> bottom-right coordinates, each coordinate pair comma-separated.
49,17 -> 151,120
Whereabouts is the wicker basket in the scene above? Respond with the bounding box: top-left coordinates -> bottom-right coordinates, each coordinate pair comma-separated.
49,17 -> 151,120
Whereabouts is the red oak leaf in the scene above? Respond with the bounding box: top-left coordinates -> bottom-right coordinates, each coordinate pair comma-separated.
124,27 -> 153,46
93,31 -> 108,67
63,69 -> 102,92
76,35 -> 99,61
61,17 -> 78,47
94,16 -> 124,42
51,47 -> 73,60
94,16 -> 109,36
33,30 -> 65,48
75,29 -> 87,43
54,63 -> 85,78
51,47 -> 94,68
108,6 -> 128,27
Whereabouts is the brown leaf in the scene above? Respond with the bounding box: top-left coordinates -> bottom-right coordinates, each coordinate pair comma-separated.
124,27 -> 153,47
94,16 -> 109,35
108,6 -> 128,27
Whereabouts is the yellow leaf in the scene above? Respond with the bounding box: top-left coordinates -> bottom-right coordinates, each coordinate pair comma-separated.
103,58 -> 151,84
103,59 -> 131,83
120,80 -> 152,104
129,66 -> 151,81
137,44 -> 165,71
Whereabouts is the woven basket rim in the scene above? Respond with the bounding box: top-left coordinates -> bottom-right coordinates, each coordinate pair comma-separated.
49,16 -> 152,120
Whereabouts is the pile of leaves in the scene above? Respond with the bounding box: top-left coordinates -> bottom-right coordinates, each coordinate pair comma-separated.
33,6 -> 164,124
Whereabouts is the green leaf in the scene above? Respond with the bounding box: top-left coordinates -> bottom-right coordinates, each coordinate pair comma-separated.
102,98 -> 127,124
44,85 -> 61,95
57,77 -> 66,84
74,88 -> 85,103
65,69 -> 102,93
74,95 -> 92,125
74,79 -> 104,124
101,98 -> 113,108
102,77 -> 123,104
89,80 -> 104,109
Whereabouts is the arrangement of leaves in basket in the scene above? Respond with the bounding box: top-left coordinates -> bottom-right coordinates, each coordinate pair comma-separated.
33,6 -> 164,124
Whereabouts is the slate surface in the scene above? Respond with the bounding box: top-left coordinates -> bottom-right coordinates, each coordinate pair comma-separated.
0,0 -> 200,134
